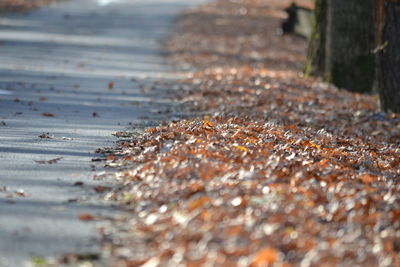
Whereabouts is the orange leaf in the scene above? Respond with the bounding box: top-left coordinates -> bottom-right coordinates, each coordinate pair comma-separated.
79,213 -> 95,221
251,247 -> 279,266
187,196 -> 210,212
106,155 -> 116,161
309,142 -> 321,150
392,209 -> 400,222
226,225 -> 242,236
203,119 -> 215,127
359,173 -> 376,184
234,145 -> 248,152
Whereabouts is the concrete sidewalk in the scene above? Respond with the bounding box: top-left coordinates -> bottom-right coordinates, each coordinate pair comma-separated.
0,0 -> 205,265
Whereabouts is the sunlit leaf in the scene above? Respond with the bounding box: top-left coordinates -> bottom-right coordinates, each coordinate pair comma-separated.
233,145 -> 248,152
187,196 -> 210,212
251,247 -> 279,266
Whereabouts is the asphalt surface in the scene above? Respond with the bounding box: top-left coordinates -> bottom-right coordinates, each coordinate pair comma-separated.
0,0 -> 204,265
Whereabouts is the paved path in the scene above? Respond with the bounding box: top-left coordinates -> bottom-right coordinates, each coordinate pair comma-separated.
0,0 -> 204,265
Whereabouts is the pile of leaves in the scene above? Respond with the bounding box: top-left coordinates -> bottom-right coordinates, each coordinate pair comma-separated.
100,0 -> 400,266
0,0 -> 60,13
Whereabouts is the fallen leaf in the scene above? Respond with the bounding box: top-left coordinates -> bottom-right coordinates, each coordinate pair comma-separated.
234,145 -> 248,152
14,189 -> 26,197
92,158 -> 106,162
359,173 -> 376,184
34,157 -> 63,164
38,133 -> 53,139
187,196 -> 210,212
78,214 -> 95,221
94,185 -> 110,193
31,257 -> 48,266
251,247 -> 279,266
47,157 -> 63,164
59,253 -> 99,264
106,155 -> 116,161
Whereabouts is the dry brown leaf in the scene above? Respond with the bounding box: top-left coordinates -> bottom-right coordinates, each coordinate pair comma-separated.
79,214 -> 95,221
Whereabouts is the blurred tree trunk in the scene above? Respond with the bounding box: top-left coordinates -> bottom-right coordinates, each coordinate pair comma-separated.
376,0 -> 400,113
304,0 -> 327,77
326,0 -> 376,93
305,0 -> 376,93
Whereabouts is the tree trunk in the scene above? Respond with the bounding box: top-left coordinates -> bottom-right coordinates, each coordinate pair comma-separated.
325,0 -> 376,93
304,0 -> 327,77
305,0 -> 376,94
377,1 -> 400,113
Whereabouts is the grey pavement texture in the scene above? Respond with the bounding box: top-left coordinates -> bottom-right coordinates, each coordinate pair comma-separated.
0,0 -> 205,266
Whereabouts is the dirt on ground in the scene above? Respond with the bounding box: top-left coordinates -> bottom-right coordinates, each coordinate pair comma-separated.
96,0 -> 400,266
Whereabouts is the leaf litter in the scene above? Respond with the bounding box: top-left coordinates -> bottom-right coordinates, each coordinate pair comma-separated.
95,0 -> 400,266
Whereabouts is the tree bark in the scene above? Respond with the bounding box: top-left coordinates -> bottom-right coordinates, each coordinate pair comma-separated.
304,0 -> 327,77
377,1 -> 400,113
326,0 -> 376,93
305,0 -> 376,94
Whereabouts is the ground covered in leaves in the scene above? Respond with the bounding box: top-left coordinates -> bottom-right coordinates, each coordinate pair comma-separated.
99,0 -> 400,266
0,0 -> 60,13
